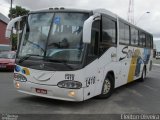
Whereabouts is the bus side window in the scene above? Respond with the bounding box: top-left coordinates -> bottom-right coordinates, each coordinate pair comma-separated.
139,32 -> 146,47
99,16 -> 116,56
146,35 -> 151,48
119,21 -> 130,45
87,20 -> 100,63
102,16 -> 116,44
131,27 -> 138,46
150,35 -> 153,49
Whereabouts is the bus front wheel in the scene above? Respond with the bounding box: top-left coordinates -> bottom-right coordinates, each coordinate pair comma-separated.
97,74 -> 114,99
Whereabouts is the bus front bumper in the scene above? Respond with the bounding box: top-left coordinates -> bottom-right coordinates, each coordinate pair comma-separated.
13,81 -> 84,101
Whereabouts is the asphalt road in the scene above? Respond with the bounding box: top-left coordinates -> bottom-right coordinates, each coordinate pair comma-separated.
0,65 -> 160,115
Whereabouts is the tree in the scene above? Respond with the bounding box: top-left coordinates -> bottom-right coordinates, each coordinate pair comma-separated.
8,6 -> 30,50
11,33 -> 17,50
8,6 -> 29,19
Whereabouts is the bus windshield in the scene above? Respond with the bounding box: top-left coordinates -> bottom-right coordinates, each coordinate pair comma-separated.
18,12 -> 88,64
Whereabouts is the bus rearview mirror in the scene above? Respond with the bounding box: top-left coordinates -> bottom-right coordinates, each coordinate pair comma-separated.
83,14 -> 101,43
5,16 -> 23,39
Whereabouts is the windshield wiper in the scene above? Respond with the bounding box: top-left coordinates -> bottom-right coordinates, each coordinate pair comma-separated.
45,58 -> 73,70
19,54 -> 42,63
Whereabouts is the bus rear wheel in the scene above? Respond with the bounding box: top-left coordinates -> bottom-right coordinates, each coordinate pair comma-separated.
97,74 -> 114,99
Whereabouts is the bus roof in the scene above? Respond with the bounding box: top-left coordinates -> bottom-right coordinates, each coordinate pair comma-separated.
29,8 -> 92,14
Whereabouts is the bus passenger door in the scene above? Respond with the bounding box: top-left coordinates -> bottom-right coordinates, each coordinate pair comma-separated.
83,20 -> 101,100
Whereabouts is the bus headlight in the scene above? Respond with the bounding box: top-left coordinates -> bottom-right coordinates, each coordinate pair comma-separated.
14,73 -> 27,82
15,82 -> 20,88
57,80 -> 82,89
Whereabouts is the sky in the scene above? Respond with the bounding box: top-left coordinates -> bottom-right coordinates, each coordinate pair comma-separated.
0,0 -> 160,40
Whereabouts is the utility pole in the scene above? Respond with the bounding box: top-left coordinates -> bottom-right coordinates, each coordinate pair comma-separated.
10,0 -> 13,50
10,0 -> 13,20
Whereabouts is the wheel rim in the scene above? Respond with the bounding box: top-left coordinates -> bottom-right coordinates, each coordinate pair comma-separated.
103,79 -> 111,94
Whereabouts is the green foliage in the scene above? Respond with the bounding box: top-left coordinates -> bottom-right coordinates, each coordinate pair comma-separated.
8,6 -> 29,19
11,34 -> 17,50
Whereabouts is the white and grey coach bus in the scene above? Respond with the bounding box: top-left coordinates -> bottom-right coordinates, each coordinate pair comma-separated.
6,8 -> 153,101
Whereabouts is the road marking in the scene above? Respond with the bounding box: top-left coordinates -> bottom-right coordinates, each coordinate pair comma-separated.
151,70 -> 160,73
153,64 -> 160,66
127,88 -> 143,97
142,84 -> 157,91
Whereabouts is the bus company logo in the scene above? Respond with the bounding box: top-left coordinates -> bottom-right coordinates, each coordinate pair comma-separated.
15,65 -> 30,75
119,46 -> 141,61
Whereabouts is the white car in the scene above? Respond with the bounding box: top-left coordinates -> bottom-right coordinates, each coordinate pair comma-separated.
156,52 -> 160,59
156,55 -> 160,59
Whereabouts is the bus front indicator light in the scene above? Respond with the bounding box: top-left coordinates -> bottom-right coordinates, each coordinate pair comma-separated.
68,91 -> 76,97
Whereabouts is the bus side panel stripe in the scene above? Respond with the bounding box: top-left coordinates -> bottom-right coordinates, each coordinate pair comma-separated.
127,57 -> 137,82
127,49 -> 141,83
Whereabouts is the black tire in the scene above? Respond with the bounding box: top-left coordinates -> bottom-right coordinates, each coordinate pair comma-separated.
97,74 -> 114,99
139,67 -> 146,82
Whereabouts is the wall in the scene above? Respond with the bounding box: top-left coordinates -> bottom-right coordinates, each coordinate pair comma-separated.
0,20 -> 10,45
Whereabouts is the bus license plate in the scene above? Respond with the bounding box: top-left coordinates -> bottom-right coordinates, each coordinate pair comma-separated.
35,88 -> 47,94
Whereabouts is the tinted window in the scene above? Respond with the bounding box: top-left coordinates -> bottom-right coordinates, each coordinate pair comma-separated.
102,16 -> 116,44
131,27 -> 138,46
89,20 -> 100,56
150,35 -> 153,48
146,35 -> 151,48
19,13 -> 89,64
87,20 -> 100,64
139,32 -> 146,47
119,22 -> 130,44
